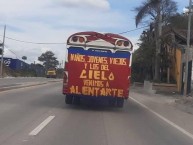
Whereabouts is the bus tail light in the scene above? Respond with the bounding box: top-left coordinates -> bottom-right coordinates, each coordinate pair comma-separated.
63,71 -> 68,94
117,40 -> 123,46
124,41 -> 129,47
63,71 -> 68,83
71,36 -> 85,43
79,37 -> 85,43
72,36 -> 78,42
115,39 -> 133,51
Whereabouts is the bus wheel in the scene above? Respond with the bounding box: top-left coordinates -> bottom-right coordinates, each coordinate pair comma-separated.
117,98 -> 124,108
65,95 -> 73,104
73,96 -> 80,105
109,98 -> 116,107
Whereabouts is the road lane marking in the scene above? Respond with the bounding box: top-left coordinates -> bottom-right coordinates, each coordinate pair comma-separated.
29,116 -> 55,136
130,97 -> 193,140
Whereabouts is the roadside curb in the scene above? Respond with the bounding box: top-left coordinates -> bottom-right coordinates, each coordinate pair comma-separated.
0,83 -> 47,92
130,90 -> 193,139
0,80 -> 62,92
174,102 -> 193,115
131,86 -> 193,115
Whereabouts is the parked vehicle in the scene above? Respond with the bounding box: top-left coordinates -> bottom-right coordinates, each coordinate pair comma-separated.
63,32 -> 133,107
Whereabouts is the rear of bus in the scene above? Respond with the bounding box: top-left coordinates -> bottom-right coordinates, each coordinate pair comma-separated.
63,32 -> 132,107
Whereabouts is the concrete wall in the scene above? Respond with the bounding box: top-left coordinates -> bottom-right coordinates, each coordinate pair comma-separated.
153,83 -> 178,92
143,81 -> 156,94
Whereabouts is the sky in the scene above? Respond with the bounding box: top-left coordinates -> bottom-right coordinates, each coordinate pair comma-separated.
0,0 -> 188,65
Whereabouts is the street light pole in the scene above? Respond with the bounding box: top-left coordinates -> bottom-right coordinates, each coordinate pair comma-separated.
184,0 -> 192,96
0,25 -> 6,78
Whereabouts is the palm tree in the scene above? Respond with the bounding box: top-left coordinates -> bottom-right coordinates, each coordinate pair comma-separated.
135,0 -> 177,81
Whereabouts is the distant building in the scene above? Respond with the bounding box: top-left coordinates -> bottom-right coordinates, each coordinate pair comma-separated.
162,28 -> 193,94
1,57 -> 30,70
1,57 -> 45,77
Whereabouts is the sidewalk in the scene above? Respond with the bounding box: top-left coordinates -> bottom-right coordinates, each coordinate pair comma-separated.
130,86 -> 193,136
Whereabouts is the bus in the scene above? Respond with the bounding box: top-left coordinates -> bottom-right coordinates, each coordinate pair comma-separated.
63,32 -> 133,107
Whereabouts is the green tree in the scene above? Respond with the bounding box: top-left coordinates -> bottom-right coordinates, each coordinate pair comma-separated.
132,30 -> 155,82
56,68 -> 64,78
134,0 -> 177,81
169,13 -> 193,29
38,51 -> 59,70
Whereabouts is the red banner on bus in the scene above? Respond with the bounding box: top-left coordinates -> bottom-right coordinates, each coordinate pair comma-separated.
67,52 -> 130,98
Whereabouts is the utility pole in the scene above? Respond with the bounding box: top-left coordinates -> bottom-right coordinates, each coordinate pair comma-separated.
184,0 -> 192,96
0,25 -> 6,78
154,1 -> 162,81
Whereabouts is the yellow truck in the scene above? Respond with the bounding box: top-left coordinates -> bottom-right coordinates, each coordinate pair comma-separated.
46,68 -> 56,78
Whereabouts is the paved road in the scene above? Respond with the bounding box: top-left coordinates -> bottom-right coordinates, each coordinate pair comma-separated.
0,82 -> 193,145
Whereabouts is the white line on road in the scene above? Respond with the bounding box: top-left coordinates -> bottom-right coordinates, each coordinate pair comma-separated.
29,116 -> 55,136
130,97 -> 193,140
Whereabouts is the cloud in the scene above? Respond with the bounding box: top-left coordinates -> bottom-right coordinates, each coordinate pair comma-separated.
0,0 -> 46,18
54,0 -> 110,10
0,0 -> 139,64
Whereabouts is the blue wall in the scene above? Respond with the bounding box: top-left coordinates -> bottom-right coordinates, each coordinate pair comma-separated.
2,57 -> 29,70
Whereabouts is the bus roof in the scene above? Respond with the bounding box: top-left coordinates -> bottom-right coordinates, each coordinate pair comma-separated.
67,31 -> 133,51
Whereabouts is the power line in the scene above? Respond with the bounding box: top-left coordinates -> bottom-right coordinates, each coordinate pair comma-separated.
0,24 -> 152,63
0,25 -> 150,45
0,40 -> 20,59
0,15 -> 174,45
5,47 -> 19,59
118,25 -> 149,34
5,36 -> 66,45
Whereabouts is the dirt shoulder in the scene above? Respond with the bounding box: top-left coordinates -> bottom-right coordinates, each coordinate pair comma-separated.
131,86 -> 193,115
130,86 -> 193,136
